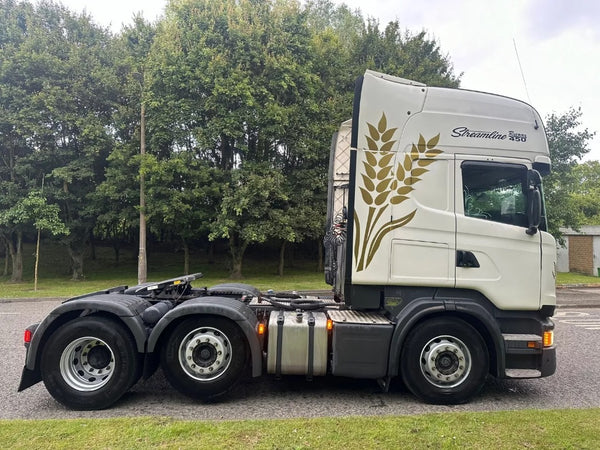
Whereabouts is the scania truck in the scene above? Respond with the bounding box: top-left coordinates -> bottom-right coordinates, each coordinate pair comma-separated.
18,70 -> 556,410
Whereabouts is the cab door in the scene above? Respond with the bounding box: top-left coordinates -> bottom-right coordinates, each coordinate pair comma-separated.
455,157 -> 541,310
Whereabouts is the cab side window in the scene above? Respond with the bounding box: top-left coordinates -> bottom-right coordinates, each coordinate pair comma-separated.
462,162 -> 528,228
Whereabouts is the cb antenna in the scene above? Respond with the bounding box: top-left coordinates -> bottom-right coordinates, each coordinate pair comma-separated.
513,38 -> 532,104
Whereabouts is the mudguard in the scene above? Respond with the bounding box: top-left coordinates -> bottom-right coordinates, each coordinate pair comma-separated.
147,296 -> 262,377
387,294 -> 505,378
22,294 -> 151,378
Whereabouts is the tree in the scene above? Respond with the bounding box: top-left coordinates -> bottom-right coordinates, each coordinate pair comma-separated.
0,190 -> 68,282
0,0 -> 35,281
0,1 -> 121,279
93,145 -> 140,264
543,107 -> 595,241
145,153 -> 222,274
147,0 -> 328,277
350,19 -> 461,87
210,163 -> 294,278
565,161 -> 600,226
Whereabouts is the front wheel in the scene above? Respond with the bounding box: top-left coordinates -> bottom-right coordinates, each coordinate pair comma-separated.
400,317 -> 489,404
160,317 -> 247,400
40,316 -> 141,410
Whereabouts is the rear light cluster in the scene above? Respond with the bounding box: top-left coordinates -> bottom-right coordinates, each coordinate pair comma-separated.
24,329 -> 33,344
23,324 -> 39,347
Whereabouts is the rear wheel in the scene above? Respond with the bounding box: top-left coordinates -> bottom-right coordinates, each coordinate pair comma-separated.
400,317 -> 488,404
40,316 -> 140,410
161,317 -> 247,400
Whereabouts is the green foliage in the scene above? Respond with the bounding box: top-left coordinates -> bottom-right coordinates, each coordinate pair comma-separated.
147,0 -> 329,276
1,0 -> 462,279
546,107 -> 594,173
210,163 -> 294,277
567,161 -> 600,225
146,153 -> 222,246
544,107 -> 596,242
0,190 -> 67,236
0,0 -> 122,279
348,19 -> 461,87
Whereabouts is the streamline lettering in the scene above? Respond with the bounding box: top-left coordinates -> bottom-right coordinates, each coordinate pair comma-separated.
451,126 -> 507,140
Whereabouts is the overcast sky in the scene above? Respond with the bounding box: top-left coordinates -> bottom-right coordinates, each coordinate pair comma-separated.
46,0 -> 600,160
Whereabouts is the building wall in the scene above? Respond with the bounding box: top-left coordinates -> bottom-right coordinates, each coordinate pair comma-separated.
594,236 -> 600,276
569,235 -> 594,275
557,239 -> 569,273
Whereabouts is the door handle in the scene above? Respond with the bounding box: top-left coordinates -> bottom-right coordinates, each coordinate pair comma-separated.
456,250 -> 480,268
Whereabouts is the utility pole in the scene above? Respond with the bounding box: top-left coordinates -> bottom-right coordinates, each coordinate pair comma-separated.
34,176 -> 45,292
138,84 -> 147,284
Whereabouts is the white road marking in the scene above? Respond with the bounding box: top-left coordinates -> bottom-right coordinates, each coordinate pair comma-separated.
555,310 -> 600,330
561,320 -> 600,324
555,311 -> 590,318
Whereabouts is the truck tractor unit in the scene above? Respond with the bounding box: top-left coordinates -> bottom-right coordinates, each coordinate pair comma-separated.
18,70 -> 556,410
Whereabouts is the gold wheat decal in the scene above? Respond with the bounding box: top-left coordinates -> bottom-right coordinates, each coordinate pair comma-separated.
354,113 -> 443,272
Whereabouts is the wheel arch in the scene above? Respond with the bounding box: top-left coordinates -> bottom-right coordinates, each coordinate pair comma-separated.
147,296 -> 262,377
25,294 -> 150,373
37,314 -> 143,410
388,296 -> 504,378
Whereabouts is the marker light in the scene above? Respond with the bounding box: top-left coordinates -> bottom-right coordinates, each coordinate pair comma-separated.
326,319 -> 333,331
258,322 -> 266,335
24,329 -> 33,344
543,330 -> 554,347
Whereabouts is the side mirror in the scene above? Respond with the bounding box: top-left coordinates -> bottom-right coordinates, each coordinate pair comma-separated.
527,169 -> 542,186
526,187 -> 541,236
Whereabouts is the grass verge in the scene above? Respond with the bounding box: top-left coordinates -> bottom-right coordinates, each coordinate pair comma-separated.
1,409 -> 599,449
0,243 -> 329,298
556,271 -> 600,286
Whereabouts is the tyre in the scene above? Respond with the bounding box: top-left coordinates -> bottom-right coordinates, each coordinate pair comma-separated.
160,317 -> 247,400
40,316 -> 141,410
400,317 -> 488,404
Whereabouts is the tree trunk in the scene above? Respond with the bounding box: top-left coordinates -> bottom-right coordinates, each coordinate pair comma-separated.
89,230 -> 96,260
3,243 -> 8,276
8,231 -> 23,282
229,234 -> 247,279
288,243 -> 295,267
278,240 -> 286,277
1,239 -> 8,276
68,245 -> 85,280
207,242 -> 215,264
183,239 -> 190,275
231,258 -> 243,279
318,239 -> 324,272
112,240 -> 120,265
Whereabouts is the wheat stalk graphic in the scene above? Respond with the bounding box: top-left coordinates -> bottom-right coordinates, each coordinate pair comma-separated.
354,113 -> 442,272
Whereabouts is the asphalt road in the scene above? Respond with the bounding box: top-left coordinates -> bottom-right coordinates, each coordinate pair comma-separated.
556,286 -> 600,308
2,291 -> 600,420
